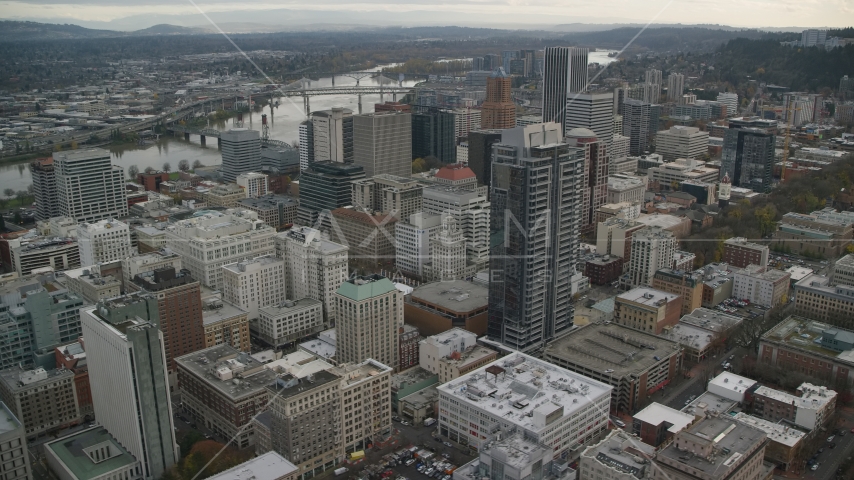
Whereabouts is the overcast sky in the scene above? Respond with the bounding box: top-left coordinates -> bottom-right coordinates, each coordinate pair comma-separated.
1,0 -> 851,29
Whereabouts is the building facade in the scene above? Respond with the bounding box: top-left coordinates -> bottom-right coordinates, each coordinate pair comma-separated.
77,218 -> 133,266
335,275 -> 403,370
353,112 -> 412,178
54,149 -> 128,222
220,128 -> 262,182
222,256 -> 286,321
723,237 -> 770,268
0,367 -> 79,439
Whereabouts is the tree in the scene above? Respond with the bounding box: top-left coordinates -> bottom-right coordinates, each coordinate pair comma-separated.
178,159 -> 190,172
0,215 -> 5,231
3,188 -> 14,200
13,212 -> 21,225
412,158 -> 427,173
15,191 -> 27,207
144,166 -> 155,174
163,162 -> 171,173
192,160 -> 203,169
127,165 -> 139,179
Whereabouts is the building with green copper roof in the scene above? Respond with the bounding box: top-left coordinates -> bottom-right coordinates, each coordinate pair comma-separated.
335,274 -> 397,301
44,427 -> 141,480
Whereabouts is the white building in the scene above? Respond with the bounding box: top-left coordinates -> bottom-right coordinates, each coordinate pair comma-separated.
77,218 -> 133,267
422,186 -> 490,265
629,226 -> 676,286
648,158 -> 719,189
256,298 -> 324,349
732,265 -> 790,307
716,92 -> 738,117
753,383 -> 836,431
312,108 -> 353,164
164,209 -> 276,290
236,172 -> 269,198
832,254 -> 854,287
607,173 -> 646,205
299,120 -> 313,171
564,92 -> 615,145
275,226 -> 348,323
53,149 -> 128,222
707,372 -> 758,403
335,275 -> 403,369
453,108 -> 482,139
395,213 -> 442,278
437,352 -> 612,458
424,216 -> 468,282
222,256 -> 286,321
419,328 -> 478,373
667,73 -> 685,103
655,126 -> 709,162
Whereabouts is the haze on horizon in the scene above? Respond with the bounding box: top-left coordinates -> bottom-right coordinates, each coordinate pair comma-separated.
1,0 -> 852,31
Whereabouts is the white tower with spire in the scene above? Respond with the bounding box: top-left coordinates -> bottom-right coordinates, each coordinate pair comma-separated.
718,172 -> 732,208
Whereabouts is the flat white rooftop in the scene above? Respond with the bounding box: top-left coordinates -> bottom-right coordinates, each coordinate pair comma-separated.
754,384 -> 836,410
733,413 -> 805,447
205,452 -> 298,480
633,402 -> 694,434
708,372 -> 757,395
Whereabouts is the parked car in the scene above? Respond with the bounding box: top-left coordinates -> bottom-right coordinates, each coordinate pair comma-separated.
827,435 -> 835,443
811,464 -> 819,471
443,442 -> 453,448
406,459 -> 416,466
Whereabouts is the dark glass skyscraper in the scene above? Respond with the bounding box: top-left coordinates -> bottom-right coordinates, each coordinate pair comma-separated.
721,126 -> 775,193
411,108 -> 457,163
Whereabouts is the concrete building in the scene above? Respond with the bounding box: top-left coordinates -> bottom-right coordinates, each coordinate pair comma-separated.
404,280 -> 489,337
452,108 -> 481,139
0,402 -> 30,480
77,218 -> 133,266
330,359 -> 393,454
351,174 -> 423,220
398,324 -> 420,371
164,209 -> 276,290
205,183 -> 246,208
30,157 -> 59,221
201,293 -> 251,352
395,212 -> 442,278
311,108 -> 353,164
275,226 -> 349,323
662,308 -> 743,363
236,172 -> 269,198
723,237 -> 770,268
353,112 -> 412,178
8,235 -> 79,276
122,250 -> 183,292
418,328 -> 496,383
751,383 -> 836,431
330,208 -> 397,267
793,274 -> 854,326
423,215 -> 469,282
222,256 -> 286,321
205,452 -> 299,480
566,128 -> 610,235
716,92 -> 739,116
759,316 -> 854,385
62,265 -> 121,303
652,416 -> 767,480
629,227 -> 677,287
543,47 -> 588,130
176,345 -> 280,448
81,301 -> 179,480
481,71 -> 515,129
648,158 -> 719,190
220,128 -> 262,182
422,186 -> 490,267
237,194 -> 299,229
620,99 -> 659,156
732,413 -> 805,472
614,287 -> 682,334
45,427 -> 142,480
721,125 -> 775,193
457,433 -> 571,480
54,149 -> 128,222
437,352 -> 612,459
656,126 -> 709,162
773,208 -> 854,258
544,322 -> 682,413
256,299 -> 324,349
564,92 -> 615,145
489,123 -> 584,352
632,402 -> 695,447
607,173 -> 646,205
667,73 -> 685,103
54,341 -> 93,417
579,430 -> 656,480
732,265 -> 790,307
831,254 -> 854,286
652,269 -> 703,315
335,275 -> 403,369
596,218 -> 646,266
0,366 -> 79,439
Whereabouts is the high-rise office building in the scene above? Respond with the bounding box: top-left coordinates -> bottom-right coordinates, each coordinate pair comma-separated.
220,128 -> 262,182
717,92 -> 739,117
564,92 -> 615,145
222,255 -> 286,321
423,187 -> 491,268
644,69 -> 662,103
353,112 -> 411,178
411,108 -> 456,163
335,275 -> 403,369
311,108 -> 354,164
82,299 -> 179,480
565,128 -> 609,236
721,126 -> 775,193
54,149 -> 127,222
801,29 -> 827,47
488,123 -> 584,352
451,107 -> 481,140
30,157 -> 59,221
481,69 -> 516,129
77,218 -> 133,267
620,99 -> 660,156
298,120 -> 314,171
656,125 -> 709,162
296,162 -> 366,227
501,50 -> 518,72
667,73 -> 685,103
466,130 -> 503,187
542,47 -> 589,130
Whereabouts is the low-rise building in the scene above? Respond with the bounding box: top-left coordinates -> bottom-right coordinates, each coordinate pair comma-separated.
176,346 -> 280,448
723,237 -> 770,268
607,173 -> 646,205
8,236 -> 79,276
651,269 -> 703,315
543,322 -> 683,413
648,158 -> 719,190
45,427 -> 142,480
632,402 -> 695,447
0,402 -> 30,480
461,432 -> 575,480
831,253 -> 854,286
707,371 -> 758,403
398,385 -> 438,426
54,341 -> 93,417
255,299 -> 325,349
614,287 -> 682,334
662,308 -> 743,363
794,274 -> 854,328
584,254 -> 624,285
205,183 -> 246,207
732,265 -> 790,307
419,329 -> 497,383
773,208 -> 854,258
699,263 -> 737,307
404,280 -> 489,336
237,194 -> 299,229
759,315 -> 854,384
201,294 -> 251,352
732,412 -> 805,472
580,430 -> 656,480
0,366 -> 80,438
205,451 -> 299,480
61,265 -> 122,303
750,383 -> 836,431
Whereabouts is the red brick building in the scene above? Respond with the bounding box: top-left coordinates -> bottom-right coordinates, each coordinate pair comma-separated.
55,341 -> 93,417
584,255 -> 624,285
136,171 -> 170,192
398,325 -> 420,371
723,237 -> 769,268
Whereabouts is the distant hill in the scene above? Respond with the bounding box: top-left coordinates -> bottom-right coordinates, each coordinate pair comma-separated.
0,20 -> 209,41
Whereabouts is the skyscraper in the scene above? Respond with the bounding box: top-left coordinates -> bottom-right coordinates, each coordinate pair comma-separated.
565,128 -> 609,236
353,112 -> 412,178
466,130 -> 503,187
298,120 -> 314,171
220,128 -> 262,182
29,157 -> 58,221
644,69 -> 662,103
311,108 -> 354,164
542,47 -> 589,130
296,162 -> 366,227
335,275 -> 403,369
54,148 -> 127,222
667,73 -> 685,103
721,126 -> 775,193
82,297 -> 179,480
481,69 -> 516,129
488,123 -> 584,353
564,92 -> 615,145
411,108 -> 457,163
620,99 -> 660,156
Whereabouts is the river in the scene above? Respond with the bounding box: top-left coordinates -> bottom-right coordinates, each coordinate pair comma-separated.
0,51 -> 618,193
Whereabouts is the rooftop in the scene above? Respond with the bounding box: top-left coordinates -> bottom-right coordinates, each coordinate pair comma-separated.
753,384 -> 836,411
202,298 -> 248,326
277,226 -> 348,254
634,214 -> 686,230
0,366 -> 75,393
657,416 -> 766,477
175,344 -> 279,401
761,315 -> 854,360
736,265 -> 790,282
265,369 -> 339,400
0,401 -> 22,436
732,413 -> 805,448
331,207 -> 399,226
434,163 -> 477,182
265,351 -> 334,379
409,280 -> 489,313
329,359 -> 393,387
44,427 -> 138,479
708,372 -> 757,397
438,352 -> 612,433
633,402 -> 695,434
679,308 -> 743,333
682,391 -> 737,417
391,366 -> 438,391
617,287 -> 679,308
544,322 -> 683,379
204,452 -> 298,480
438,345 -> 497,368
237,194 -> 298,211
482,432 -> 554,470
337,275 -> 397,302
582,430 -> 655,478
222,255 -> 283,274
